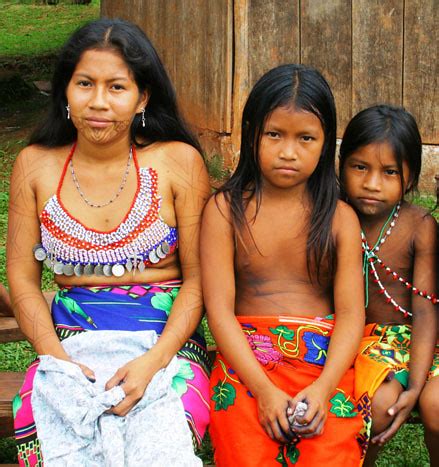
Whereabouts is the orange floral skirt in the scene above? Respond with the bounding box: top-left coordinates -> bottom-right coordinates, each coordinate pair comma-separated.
209,315 -> 366,466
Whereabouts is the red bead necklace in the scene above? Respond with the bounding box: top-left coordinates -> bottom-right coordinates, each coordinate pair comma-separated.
361,203 -> 437,317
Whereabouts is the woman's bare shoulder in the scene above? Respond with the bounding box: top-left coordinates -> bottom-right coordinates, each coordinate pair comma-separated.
12,144 -> 68,185
138,141 -> 204,166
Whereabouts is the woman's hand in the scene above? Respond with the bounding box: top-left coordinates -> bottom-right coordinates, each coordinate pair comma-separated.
256,385 -> 294,443
290,381 -> 330,438
105,352 -> 160,416
371,389 -> 418,446
73,361 -> 96,383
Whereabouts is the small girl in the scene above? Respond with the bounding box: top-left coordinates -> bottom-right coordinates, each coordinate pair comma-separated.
339,105 -> 438,466
201,64 -> 366,466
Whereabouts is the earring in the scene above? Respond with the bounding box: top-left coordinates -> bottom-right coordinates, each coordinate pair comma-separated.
141,108 -> 146,128
66,104 -> 70,120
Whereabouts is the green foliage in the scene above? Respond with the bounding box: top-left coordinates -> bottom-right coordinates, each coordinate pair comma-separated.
0,340 -> 36,371
0,1 -> 100,57
411,194 -> 438,220
0,437 -> 17,463
377,424 -> 429,466
204,153 -> 230,183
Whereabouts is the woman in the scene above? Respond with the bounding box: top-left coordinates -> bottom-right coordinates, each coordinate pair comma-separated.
7,18 -> 210,466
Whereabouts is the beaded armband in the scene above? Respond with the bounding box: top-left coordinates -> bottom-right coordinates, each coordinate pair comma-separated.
33,167 -> 178,277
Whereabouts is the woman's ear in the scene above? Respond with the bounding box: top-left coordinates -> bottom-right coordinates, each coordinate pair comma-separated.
137,90 -> 149,113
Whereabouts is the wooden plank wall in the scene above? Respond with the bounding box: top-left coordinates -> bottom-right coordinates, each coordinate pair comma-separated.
101,0 -> 438,144
101,0 -> 233,133
404,0 -> 438,143
301,0 -> 352,132
238,0 -> 437,143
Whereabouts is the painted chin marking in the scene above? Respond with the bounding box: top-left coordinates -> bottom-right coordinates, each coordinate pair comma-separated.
72,117 -> 131,142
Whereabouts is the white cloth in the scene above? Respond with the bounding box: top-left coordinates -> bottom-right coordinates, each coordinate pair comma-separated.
32,330 -> 202,467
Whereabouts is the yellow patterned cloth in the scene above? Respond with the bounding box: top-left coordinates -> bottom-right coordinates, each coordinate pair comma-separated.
355,323 -> 439,404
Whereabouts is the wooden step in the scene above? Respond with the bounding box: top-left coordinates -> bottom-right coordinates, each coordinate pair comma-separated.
0,372 -> 24,438
0,292 -> 55,344
0,319 -> 25,344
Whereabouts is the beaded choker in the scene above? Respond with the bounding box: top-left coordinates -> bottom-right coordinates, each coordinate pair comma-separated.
33,144 -> 178,277
362,203 -> 437,317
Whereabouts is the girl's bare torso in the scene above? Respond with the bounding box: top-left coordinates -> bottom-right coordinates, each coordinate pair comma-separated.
234,196 -> 333,318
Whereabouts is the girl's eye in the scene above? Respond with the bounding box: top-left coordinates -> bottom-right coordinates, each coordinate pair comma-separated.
111,84 -> 125,91
385,169 -> 399,175
301,135 -> 314,142
265,131 -> 280,138
353,164 -> 366,171
78,80 -> 92,87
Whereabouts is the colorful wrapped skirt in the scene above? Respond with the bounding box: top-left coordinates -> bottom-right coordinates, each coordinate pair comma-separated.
209,315 -> 366,466
355,322 -> 439,401
13,281 -> 211,467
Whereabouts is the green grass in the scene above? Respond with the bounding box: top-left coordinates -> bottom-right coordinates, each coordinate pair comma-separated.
0,0 -> 100,58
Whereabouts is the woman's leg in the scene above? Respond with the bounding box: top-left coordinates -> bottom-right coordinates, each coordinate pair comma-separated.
14,360 -> 43,467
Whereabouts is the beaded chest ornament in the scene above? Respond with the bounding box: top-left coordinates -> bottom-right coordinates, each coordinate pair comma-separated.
33,144 -> 178,277
362,202 -> 437,317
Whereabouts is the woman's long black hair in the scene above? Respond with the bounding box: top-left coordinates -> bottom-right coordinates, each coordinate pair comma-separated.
339,104 -> 422,198
29,18 -> 201,152
217,64 -> 338,282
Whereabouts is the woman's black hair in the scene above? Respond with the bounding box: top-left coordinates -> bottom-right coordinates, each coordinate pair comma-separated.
29,18 -> 201,152
217,64 -> 338,282
339,105 -> 422,198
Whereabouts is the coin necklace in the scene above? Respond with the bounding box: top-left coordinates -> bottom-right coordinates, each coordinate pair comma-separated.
70,146 -> 133,208
361,202 -> 437,317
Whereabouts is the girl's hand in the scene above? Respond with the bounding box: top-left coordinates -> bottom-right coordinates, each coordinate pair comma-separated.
290,382 -> 330,438
105,353 -> 159,416
256,385 -> 294,443
371,389 -> 418,446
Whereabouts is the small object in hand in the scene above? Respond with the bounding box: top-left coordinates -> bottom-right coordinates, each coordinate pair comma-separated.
287,401 -> 308,428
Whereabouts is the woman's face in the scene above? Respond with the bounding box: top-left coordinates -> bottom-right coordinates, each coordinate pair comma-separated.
66,48 -> 148,145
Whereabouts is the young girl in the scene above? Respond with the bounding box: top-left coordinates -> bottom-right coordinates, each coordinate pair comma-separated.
201,64 -> 366,466
339,105 -> 438,466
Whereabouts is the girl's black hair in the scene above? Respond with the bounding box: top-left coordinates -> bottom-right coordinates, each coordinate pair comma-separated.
217,64 -> 338,282
29,18 -> 201,152
339,104 -> 422,197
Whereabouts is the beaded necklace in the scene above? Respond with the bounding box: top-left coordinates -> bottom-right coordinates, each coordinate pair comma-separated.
70,145 -> 132,208
361,202 -> 437,317
33,144 -> 178,277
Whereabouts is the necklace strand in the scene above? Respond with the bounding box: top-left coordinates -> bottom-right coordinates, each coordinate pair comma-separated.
70,147 -> 133,208
361,202 -> 437,316
362,203 -> 400,307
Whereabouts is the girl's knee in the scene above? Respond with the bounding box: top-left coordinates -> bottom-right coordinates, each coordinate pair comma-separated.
370,380 -> 402,433
419,381 -> 439,434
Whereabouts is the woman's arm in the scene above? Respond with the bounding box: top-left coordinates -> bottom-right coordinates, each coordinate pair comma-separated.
373,213 -> 437,445
292,202 -> 365,436
7,148 -> 69,360
201,194 -> 293,443
107,144 -> 211,415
